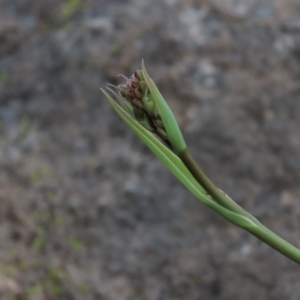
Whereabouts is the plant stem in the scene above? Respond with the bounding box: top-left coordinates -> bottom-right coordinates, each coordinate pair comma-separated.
249,223 -> 300,264
179,149 -> 300,264
179,150 -> 255,220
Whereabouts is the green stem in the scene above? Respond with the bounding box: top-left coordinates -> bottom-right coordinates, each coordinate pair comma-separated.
249,223 -> 300,264
179,149 -> 300,264
179,150 -> 255,221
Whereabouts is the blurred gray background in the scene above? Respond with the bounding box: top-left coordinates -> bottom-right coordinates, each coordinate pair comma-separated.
0,0 -> 300,299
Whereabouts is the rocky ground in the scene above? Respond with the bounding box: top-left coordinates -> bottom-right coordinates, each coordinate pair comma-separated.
0,0 -> 300,299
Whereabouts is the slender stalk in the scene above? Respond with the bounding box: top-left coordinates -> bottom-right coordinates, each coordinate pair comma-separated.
179,150 -> 255,221
179,149 -> 300,264
249,224 -> 300,264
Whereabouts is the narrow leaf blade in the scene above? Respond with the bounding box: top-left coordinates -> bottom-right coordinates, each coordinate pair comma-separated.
102,89 -> 258,230
141,60 -> 186,155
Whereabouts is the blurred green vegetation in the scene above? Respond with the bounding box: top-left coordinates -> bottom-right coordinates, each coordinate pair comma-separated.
0,260 -> 15,276
46,267 -> 65,296
20,117 -> 31,135
68,237 -> 83,251
77,282 -> 89,292
31,226 -> 45,251
61,0 -> 81,19
30,165 -> 52,184
0,70 -> 8,84
26,284 -> 41,296
110,44 -> 121,56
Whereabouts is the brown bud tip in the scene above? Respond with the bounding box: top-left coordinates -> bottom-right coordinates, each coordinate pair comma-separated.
134,88 -> 142,98
127,76 -> 139,89
125,92 -> 133,101
132,98 -> 143,108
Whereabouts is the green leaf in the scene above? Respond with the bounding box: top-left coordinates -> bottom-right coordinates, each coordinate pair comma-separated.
101,89 -> 258,230
106,88 -> 134,116
141,61 -> 187,155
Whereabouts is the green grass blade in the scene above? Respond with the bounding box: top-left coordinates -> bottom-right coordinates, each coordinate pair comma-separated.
141,61 -> 187,155
101,89 -> 258,230
106,88 -> 134,116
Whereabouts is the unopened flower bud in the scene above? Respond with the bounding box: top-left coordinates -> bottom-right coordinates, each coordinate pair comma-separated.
103,61 -> 187,155
153,118 -> 164,129
133,107 -> 154,132
139,81 -> 147,93
132,98 -> 143,108
134,88 -> 142,98
118,85 -> 129,97
128,76 -> 139,89
133,107 -> 145,121
142,60 -> 187,154
125,92 -> 133,101
134,70 -> 144,81
141,93 -> 156,116
156,127 -> 168,140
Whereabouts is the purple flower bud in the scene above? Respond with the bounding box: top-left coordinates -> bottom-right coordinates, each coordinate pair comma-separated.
132,98 -> 143,108
134,88 -> 142,98
127,76 -> 139,89
125,92 -> 133,101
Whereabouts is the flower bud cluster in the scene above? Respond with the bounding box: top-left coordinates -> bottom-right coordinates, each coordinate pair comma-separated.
117,70 -> 168,141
